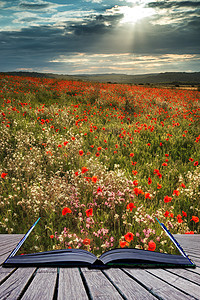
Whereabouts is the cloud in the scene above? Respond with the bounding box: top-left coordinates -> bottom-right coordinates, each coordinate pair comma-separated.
19,1 -> 51,10
68,13 -> 123,35
0,1 -> 6,8
147,1 -> 200,9
0,0 -> 200,74
48,52 -> 200,75
84,0 -> 103,3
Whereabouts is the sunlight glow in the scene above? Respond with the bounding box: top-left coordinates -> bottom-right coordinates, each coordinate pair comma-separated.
119,5 -> 155,24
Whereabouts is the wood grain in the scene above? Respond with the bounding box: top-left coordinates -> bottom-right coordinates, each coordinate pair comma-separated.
81,268 -> 123,299
0,267 -> 36,299
21,268 -> 57,300
104,268 -> 156,299
58,268 -> 88,300
165,268 -> 200,285
124,268 -> 193,300
147,268 -> 200,299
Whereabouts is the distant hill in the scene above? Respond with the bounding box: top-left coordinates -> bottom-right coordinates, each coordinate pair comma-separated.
1,71 -> 200,85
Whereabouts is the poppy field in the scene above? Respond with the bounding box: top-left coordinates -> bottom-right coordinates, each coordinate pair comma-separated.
0,74 -> 199,255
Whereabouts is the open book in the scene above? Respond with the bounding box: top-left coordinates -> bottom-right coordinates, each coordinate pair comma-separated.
3,218 -> 195,268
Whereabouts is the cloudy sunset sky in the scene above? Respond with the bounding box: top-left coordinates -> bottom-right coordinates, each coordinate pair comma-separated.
0,0 -> 199,74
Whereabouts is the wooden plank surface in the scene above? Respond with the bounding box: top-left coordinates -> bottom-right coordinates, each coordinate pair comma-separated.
0,234 -> 24,265
81,268 -> 123,299
21,268 -> 57,300
123,268 -> 193,300
104,268 -> 156,299
165,268 -> 200,285
0,266 -> 15,284
58,268 -> 88,300
0,267 -> 36,299
147,268 -> 200,299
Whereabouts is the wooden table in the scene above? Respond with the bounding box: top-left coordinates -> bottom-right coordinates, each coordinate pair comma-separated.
0,234 -> 200,299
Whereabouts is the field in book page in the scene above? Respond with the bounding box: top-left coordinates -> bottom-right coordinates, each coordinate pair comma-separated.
0,75 -> 199,256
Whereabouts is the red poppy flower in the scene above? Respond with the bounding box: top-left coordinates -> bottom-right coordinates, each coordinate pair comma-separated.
96,152 -> 100,157
97,147 -> 102,151
130,153 -> 134,157
83,238 -> 90,245
191,216 -> 199,223
120,241 -> 129,248
86,208 -> 93,217
58,144 -> 62,148
157,183 -> 162,189
63,141 -> 68,146
81,167 -> 88,174
133,187 -> 143,195
164,210 -> 170,217
133,180 -> 138,186
162,162 -> 167,166
145,193 -> 151,199
75,171 -> 79,176
50,235 -> 54,239
62,207 -> 72,215
1,173 -> 8,179
127,202 -> 136,211
132,170 -> 138,175
173,190 -> 180,196
182,211 -> 187,217
170,213 -> 174,218
97,186 -> 102,193
154,169 -> 159,174
148,241 -> 156,251
177,214 -> 183,223
79,150 -> 84,156
91,176 -> 98,183
124,232 -> 134,242
194,161 -> 198,166
181,183 -> 186,188
148,177 -> 152,185
164,195 -> 172,203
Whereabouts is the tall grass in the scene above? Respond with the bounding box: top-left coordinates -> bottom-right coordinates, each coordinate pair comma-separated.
0,74 -> 199,255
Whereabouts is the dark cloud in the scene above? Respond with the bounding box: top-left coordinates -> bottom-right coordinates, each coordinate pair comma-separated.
147,1 -> 200,9
19,2 -> 51,10
0,1 -> 199,73
188,16 -> 200,28
68,13 -> 123,35
0,13 -> 199,64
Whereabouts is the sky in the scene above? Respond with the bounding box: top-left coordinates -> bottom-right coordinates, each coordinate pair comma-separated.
0,0 -> 200,75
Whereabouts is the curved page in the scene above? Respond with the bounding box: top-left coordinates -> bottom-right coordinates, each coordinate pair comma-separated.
100,248 -> 194,266
4,249 -> 97,267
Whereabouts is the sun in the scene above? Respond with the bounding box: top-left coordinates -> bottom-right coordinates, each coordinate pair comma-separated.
119,5 -> 155,24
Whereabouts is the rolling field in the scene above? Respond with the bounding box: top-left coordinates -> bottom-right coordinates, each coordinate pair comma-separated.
0,74 -> 199,255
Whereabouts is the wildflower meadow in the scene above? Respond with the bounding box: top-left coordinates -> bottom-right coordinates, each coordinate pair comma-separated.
0,74 -> 199,256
